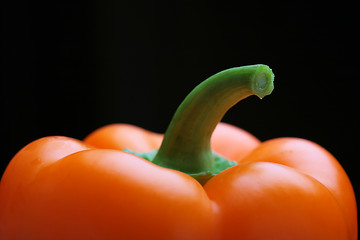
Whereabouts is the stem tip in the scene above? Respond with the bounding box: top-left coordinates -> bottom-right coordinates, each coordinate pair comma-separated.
251,65 -> 274,99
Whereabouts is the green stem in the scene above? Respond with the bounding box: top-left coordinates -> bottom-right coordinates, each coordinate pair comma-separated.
152,64 -> 274,183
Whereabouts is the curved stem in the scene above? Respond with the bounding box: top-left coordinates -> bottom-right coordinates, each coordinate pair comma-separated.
152,64 -> 274,180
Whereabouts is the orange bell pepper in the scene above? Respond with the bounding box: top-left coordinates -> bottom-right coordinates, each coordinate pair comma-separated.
0,65 -> 357,240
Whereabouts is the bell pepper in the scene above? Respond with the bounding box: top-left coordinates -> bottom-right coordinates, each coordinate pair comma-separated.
0,65 -> 357,240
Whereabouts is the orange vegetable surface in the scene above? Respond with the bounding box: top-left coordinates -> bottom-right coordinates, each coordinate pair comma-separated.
0,65 -> 357,240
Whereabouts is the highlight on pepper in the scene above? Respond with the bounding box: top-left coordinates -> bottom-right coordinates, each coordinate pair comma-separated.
0,65 -> 357,240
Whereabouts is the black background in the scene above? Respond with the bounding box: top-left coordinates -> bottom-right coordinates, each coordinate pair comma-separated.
1,1 -> 358,208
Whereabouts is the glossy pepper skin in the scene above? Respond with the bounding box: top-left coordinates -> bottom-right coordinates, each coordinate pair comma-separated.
0,65 -> 357,240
